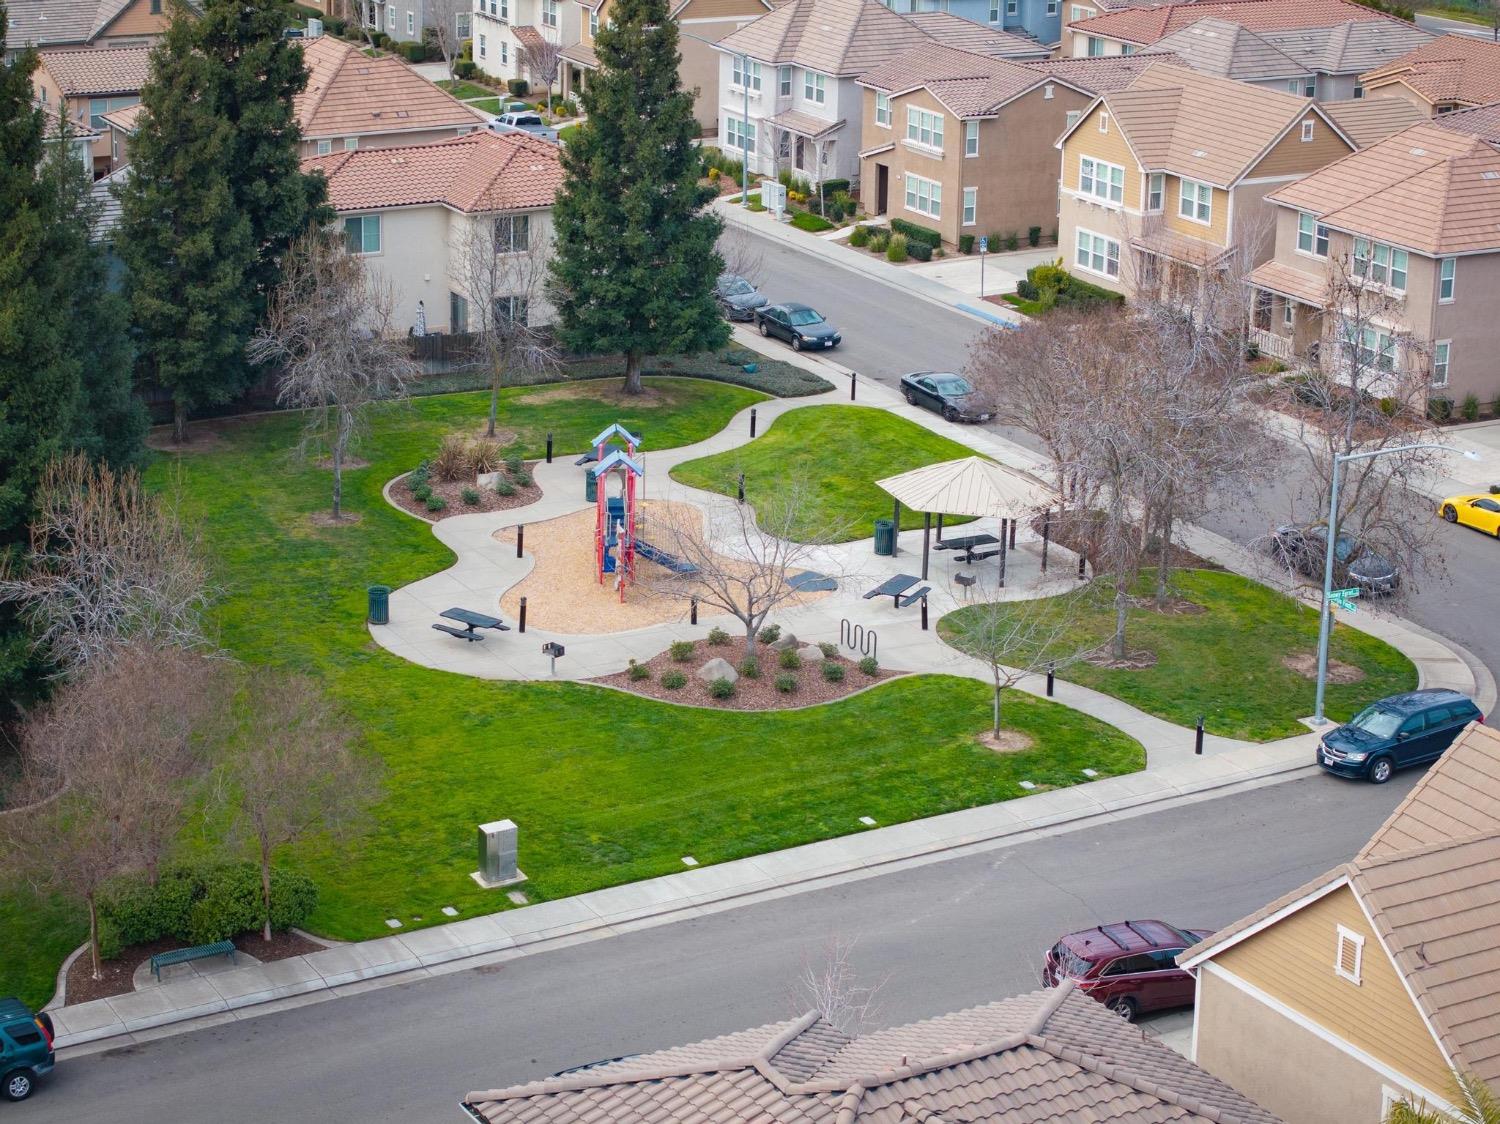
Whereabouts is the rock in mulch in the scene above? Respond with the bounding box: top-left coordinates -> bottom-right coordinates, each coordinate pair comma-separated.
769,633 -> 799,651
797,645 -> 824,663
697,656 -> 738,684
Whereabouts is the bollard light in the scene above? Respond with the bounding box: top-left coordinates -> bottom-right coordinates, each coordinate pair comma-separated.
518,596 -> 527,634
516,524 -> 524,559
545,432 -> 554,464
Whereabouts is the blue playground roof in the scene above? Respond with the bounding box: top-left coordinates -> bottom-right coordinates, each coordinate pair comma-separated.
590,423 -> 642,449
590,449 -> 644,478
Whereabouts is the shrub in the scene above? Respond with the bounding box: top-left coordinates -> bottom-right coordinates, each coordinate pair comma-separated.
1428,396 -> 1453,422
1462,393 -> 1481,422
906,239 -> 932,262
739,655 -> 761,679
708,677 -> 735,699
818,641 -> 838,659
1004,231 -> 1020,251
409,460 -> 430,487
661,670 -> 687,690
454,60 -> 477,80
1016,278 -> 1038,301
868,230 -> 890,253
494,477 -> 516,497
425,494 -> 448,513
826,190 -> 854,223
890,218 -> 941,248
1027,226 -> 1041,247
510,466 -> 533,487
887,233 -> 909,262
707,166 -> 721,182
508,78 -> 529,97
460,487 -> 481,506
398,41 -> 426,62
669,640 -> 695,662
503,451 -> 524,475
758,624 -> 781,644
411,482 -> 432,503
821,661 -> 846,683
627,660 -> 651,681
777,647 -> 802,670
432,433 -> 472,481
818,178 -> 850,199
560,98 -> 579,117
849,225 -> 870,248
707,626 -> 731,646
958,233 -> 974,255
98,863 -> 318,957
791,211 -> 835,233
469,439 -> 504,474
858,655 -> 879,676
775,673 -> 798,694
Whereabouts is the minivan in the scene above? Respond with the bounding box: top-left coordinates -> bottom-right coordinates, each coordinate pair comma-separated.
1318,688 -> 1483,783
1042,919 -> 1213,1021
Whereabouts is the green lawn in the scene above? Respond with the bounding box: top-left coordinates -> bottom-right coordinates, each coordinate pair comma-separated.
558,122 -> 583,146
939,568 -> 1418,742
671,405 -> 981,541
436,78 -> 501,114
0,378 -> 1144,1008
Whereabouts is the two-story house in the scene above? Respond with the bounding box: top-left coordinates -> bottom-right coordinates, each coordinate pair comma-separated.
305,129 -> 564,335
1360,34 -> 1500,116
856,43 -> 1093,245
880,0 -> 1065,51
1246,119 -> 1500,407
3,0 -> 189,57
474,0 -> 581,95
1182,722 -> 1500,1124
1055,63 -> 1355,302
31,45 -> 148,176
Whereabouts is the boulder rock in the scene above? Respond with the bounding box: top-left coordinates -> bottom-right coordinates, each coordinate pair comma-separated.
797,645 -> 824,663
696,657 -> 738,685
769,632 -> 799,651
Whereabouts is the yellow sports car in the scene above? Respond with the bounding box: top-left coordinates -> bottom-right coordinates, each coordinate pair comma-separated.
1439,493 -> 1500,536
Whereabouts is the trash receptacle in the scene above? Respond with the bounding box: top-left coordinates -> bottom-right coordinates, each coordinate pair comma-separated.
585,470 -> 598,503
367,584 -> 390,625
873,518 -> 896,557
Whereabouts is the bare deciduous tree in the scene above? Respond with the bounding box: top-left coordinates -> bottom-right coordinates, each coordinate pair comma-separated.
249,227 -> 418,521
716,223 -> 766,292
217,669 -> 382,941
423,0 -> 470,79
790,935 -> 885,1036
520,37 -> 564,111
0,454 -> 212,675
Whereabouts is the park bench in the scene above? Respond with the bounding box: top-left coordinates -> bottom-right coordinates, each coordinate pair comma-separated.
432,623 -> 484,641
149,940 -> 236,981
432,607 -> 511,642
897,586 -> 930,608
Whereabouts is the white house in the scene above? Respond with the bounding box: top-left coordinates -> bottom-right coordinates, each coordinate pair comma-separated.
471,0 -> 581,95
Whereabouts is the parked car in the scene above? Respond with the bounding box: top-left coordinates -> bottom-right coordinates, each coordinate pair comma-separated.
754,303 -> 840,351
1318,688 -> 1483,783
1042,920 -> 1213,1021
715,274 -> 767,322
1439,492 -> 1500,538
0,998 -> 54,1102
1268,524 -> 1399,595
900,372 -> 994,423
486,112 -> 558,143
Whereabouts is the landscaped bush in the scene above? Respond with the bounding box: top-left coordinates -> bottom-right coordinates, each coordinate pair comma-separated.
425,495 -> 448,513
1004,231 -> 1019,251
868,230 -> 890,254
776,168 -> 813,197
669,640 -> 695,662
707,626 -> 731,646
412,482 -> 432,503
859,655 -> 879,676
775,673 -> 797,694
825,190 -> 855,223
627,660 -> 651,681
906,239 -> 931,262
758,624 -> 781,644
818,642 -> 838,659
460,487 -> 481,506
886,233 -> 909,263
791,211 -> 835,233
661,670 -> 687,690
454,60 -> 478,80
432,433 -> 472,481
708,677 -> 736,699
1015,260 -> 1123,313
397,41 -> 426,62
818,178 -> 850,199
848,226 -> 870,248
890,218 -> 941,248
778,648 -> 802,670
508,78 -> 529,97
1429,397 -> 1454,422
821,661 -> 845,683
958,233 -> 974,255
470,439 -> 504,474
738,655 -> 760,679
510,466 -> 533,487
1462,393 -> 1481,422
1028,226 -> 1042,247
494,477 -> 516,497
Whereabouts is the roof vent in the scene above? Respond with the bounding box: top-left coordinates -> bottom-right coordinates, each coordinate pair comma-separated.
1484,170 -> 1500,179
1411,147 -> 1426,155
1193,148 -> 1207,157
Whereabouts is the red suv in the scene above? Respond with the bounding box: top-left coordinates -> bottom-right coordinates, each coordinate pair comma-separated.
1042,919 -> 1213,1021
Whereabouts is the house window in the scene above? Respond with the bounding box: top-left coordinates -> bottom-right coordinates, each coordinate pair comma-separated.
1354,238 -> 1408,292
1354,83 -> 1364,99
804,70 -> 826,104
1434,341 -> 1451,387
488,0 -> 496,16
1283,300 -> 1294,327
316,138 -> 333,155
588,8 -> 598,35
1334,925 -> 1364,985
1297,212 -> 1328,256
1087,36 -> 1104,56
1439,257 -> 1456,302
492,295 -> 529,327
732,57 -> 762,92
906,107 -> 943,150
1046,0 -> 1057,13
1179,178 -> 1211,224
477,31 -> 486,56
1065,109 -> 1081,129
904,172 -> 941,217
1006,0 -> 1018,12
450,292 -> 469,332
499,39 -> 508,64
498,0 -> 508,18
494,213 -> 530,252
1044,83 -> 1054,99
1304,77 -> 1316,97
725,113 -> 755,154
778,65 -> 791,96
407,10 -> 415,34
88,95 -> 138,132
150,0 -> 162,12
1121,43 -> 1133,54
542,0 -> 558,24
388,3 -> 396,28
1075,228 -> 1120,277
344,136 -> 358,150
343,214 -> 381,255
1301,120 -> 1314,142
875,91 -> 891,127
1285,78 -> 1300,94
964,119 -> 978,156
1147,172 -> 1163,211
988,0 -> 999,20
456,10 -> 470,36
1352,326 -> 1396,372
963,185 -> 977,225
1079,156 -> 1123,204
1070,4 -> 1095,17
1098,111 -> 1108,133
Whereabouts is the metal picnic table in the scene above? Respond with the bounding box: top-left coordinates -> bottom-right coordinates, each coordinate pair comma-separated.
933,533 -> 1000,564
432,607 -> 511,642
863,573 -> 926,608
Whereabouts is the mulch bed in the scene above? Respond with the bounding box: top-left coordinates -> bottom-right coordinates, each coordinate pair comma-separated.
593,637 -> 895,711
389,466 -> 541,520
1028,511 -> 1216,572
63,930 -> 323,1006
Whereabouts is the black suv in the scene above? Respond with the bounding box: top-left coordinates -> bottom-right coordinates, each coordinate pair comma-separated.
1269,524 -> 1398,595
1318,688 -> 1483,783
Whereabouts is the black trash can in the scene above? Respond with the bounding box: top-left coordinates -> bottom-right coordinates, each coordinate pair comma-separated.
367,584 -> 391,625
585,471 -> 598,503
873,518 -> 896,557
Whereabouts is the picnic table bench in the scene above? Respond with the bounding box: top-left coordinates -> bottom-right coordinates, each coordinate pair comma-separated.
935,533 -> 1000,563
432,607 -> 511,642
150,940 -> 236,981
864,574 -> 921,608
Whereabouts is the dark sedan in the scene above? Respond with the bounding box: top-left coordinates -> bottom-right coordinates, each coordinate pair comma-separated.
900,372 -> 994,423
714,274 -> 767,321
754,303 -> 841,351
1269,524 -> 1399,595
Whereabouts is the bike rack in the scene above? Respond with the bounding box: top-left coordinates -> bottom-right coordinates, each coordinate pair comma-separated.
839,618 -> 878,661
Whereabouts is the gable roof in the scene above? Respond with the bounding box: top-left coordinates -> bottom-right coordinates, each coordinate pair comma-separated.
716,0 -> 938,76
1361,34 -> 1500,107
1152,18 -> 1306,81
294,35 -> 485,141
1320,94 -> 1427,147
1025,50 -> 1186,94
1070,0 -> 1412,50
1436,98 -> 1500,143
3,0 -> 192,48
1261,19 -> 1434,76
858,43 -> 1071,117
37,45 -> 151,95
463,983 -> 1285,1122
902,11 -> 1052,59
1269,120 -> 1500,254
302,130 -> 564,214
100,99 -> 144,132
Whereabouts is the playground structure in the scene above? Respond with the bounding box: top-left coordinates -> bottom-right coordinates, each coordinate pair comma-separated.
590,424 -> 698,601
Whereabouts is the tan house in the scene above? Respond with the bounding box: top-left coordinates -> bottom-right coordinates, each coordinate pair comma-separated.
1182,722 -> 1500,1124
1246,119 -> 1500,407
1361,34 -> 1500,116
1054,63 -> 1355,301
31,46 -> 149,176
3,0 -> 188,55
856,43 -> 1094,247
463,979 -> 1284,1122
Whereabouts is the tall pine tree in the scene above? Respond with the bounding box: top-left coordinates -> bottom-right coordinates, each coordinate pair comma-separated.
548,0 -> 727,394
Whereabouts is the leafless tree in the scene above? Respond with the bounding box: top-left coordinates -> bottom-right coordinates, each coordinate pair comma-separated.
249,227 -> 418,521
216,669 -> 381,941
0,455 -> 213,676
423,0 -> 469,79
790,935 -> 885,1036
520,37 -> 564,111
455,211 -> 560,438
717,223 -> 766,291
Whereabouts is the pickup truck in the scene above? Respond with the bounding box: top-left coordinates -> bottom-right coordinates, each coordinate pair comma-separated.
486,112 -> 558,143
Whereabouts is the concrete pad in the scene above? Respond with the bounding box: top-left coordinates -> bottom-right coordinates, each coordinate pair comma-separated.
303,935 -> 422,987
1012,785 -> 1107,829
207,957 -> 327,1008
107,977 -> 227,1032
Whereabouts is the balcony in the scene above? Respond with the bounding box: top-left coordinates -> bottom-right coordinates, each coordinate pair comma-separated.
1250,327 -> 1294,362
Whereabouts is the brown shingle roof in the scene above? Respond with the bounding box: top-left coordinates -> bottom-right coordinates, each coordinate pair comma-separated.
1071,0 -> 1407,49
902,11 -> 1051,59
1025,51 -> 1186,94
38,45 -> 151,95
716,0 -> 936,77
1362,34 -> 1500,107
463,984 -> 1284,1123
858,43 -> 1057,117
302,130 -> 564,213
294,36 -> 485,141
1249,259 -> 1332,305
1320,95 -> 1427,147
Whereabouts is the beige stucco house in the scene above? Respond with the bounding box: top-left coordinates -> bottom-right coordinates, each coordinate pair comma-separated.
4,0 -> 188,56
31,45 -> 149,176
1182,722 -> 1500,1124
1361,34 -> 1500,116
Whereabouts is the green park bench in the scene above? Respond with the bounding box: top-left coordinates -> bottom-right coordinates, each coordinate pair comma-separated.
149,940 -> 237,981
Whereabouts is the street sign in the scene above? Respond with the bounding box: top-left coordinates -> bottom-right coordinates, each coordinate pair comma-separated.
1328,587 -> 1360,613
978,236 -> 988,254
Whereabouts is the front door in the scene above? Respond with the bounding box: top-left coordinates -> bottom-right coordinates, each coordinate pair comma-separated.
876,163 -> 889,215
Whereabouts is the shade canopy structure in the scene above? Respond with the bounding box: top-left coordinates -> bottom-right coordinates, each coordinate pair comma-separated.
876,456 -> 1055,518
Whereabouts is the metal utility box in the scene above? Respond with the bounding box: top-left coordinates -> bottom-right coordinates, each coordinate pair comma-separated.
473,820 -> 525,888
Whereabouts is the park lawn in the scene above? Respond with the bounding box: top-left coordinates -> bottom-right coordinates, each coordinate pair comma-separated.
436,79 -> 497,100
939,568 -> 1418,742
670,405 -> 981,541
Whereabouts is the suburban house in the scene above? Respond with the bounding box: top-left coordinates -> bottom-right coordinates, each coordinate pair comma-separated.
474,0 -> 581,100
881,0 -> 1065,52
99,99 -> 141,171
1245,119 -> 1500,407
1054,63 -> 1356,302
360,0 -> 443,43
462,980 -> 1284,1122
37,97 -> 99,171
1182,722 -> 1500,1124
304,129 -> 564,336
3,0 -> 187,56
1360,34 -> 1500,116
857,43 -> 1094,246
30,46 -> 149,176
1062,0 -> 1433,102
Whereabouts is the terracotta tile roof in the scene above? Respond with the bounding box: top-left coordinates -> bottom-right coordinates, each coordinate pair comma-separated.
4,0 -> 192,48
294,36 -> 485,142
1362,34 -> 1500,107
1269,120 -> 1500,254
463,984 -> 1284,1123
1436,99 -> 1500,143
302,130 -> 564,213
38,45 -> 151,95
902,11 -> 1051,59
859,43 -> 1058,117
512,24 -> 545,53
1248,259 -> 1332,305
717,0 -> 937,77
1025,51 -> 1186,94
1071,0 -> 1410,49
100,100 -> 143,132
35,95 -> 98,138
1152,18 -> 1305,81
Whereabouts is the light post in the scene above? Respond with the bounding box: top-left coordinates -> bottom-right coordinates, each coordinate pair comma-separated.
1310,443 -> 1479,724
681,29 -> 751,208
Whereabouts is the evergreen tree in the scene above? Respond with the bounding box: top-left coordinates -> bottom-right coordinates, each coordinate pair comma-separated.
547,0 -> 727,394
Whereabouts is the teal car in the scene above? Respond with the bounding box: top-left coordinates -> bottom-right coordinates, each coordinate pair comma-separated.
0,998 -> 54,1102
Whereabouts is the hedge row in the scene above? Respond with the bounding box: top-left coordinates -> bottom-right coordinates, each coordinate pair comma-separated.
410,352 -> 834,399
889,218 -> 941,249
1015,260 -> 1124,312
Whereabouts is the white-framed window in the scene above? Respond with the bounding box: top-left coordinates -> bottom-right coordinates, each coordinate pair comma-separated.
1087,36 -> 1104,57
477,31 -> 486,56
1079,156 -> 1123,204
1065,109 -> 1081,130
1434,340 -> 1451,387
1334,925 -> 1364,985
1121,42 -> 1134,54
1440,256 -> 1456,302
875,91 -> 891,127
343,214 -> 381,255
492,295 -> 529,327
449,291 -> 470,333
1304,76 -> 1316,97
732,56 -> 762,92
904,172 -> 941,218
588,7 -> 598,35
725,114 -> 755,154
406,9 -> 414,34
499,39 -> 508,64
1046,0 -> 1058,13
1285,78 -> 1300,94
1297,212 -> 1328,256
1283,299 -> 1294,327
963,185 -> 977,226
541,0 -> 558,24
1075,228 -> 1120,278
906,106 -> 943,150
1353,238 -> 1408,292
964,119 -> 978,157
1070,4 -> 1095,18
1351,325 -> 1396,372
1179,178 -> 1212,224
804,69 -> 826,104
1006,0 -> 1018,12
316,138 -> 333,155
498,0 -> 508,19
1044,82 -> 1055,99
387,3 -> 396,28
1301,120 -> 1314,142
88,94 -> 138,132
1146,172 -> 1163,212
988,0 -> 999,20
456,10 -> 470,36
493,213 -> 530,252
1098,111 -> 1108,132
778,65 -> 791,96
1354,82 -> 1365,99
344,136 -> 359,151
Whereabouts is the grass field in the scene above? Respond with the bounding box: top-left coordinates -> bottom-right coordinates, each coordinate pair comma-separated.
940,568 -> 1418,742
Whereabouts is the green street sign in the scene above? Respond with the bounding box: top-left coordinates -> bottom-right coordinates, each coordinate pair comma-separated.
1328,587 -> 1360,613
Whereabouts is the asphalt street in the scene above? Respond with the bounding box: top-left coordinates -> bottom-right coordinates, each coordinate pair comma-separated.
1415,9 -> 1498,37
24,772 -> 1417,1124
